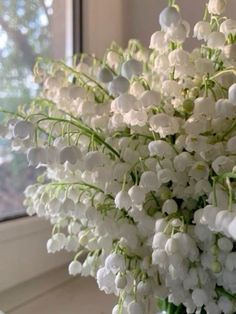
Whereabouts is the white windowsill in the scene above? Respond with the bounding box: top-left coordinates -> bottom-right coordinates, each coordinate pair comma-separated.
0,216 -> 72,293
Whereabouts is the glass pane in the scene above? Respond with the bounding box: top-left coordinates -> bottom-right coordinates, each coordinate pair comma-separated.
0,0 -> 71,221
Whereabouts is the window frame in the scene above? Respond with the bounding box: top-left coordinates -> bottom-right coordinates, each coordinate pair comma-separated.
0,0 -> 83,298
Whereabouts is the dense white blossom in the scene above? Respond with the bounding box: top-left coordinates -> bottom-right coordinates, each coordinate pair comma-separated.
2,1 -> 236,313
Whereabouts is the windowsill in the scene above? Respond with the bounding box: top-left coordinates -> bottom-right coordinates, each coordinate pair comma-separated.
0,216 -> 72,293
0,266 -> 116,314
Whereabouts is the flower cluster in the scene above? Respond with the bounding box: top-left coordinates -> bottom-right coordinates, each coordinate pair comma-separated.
2,0 -> 236,313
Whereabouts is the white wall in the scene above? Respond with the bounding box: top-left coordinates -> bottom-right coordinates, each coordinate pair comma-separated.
83,0 -> 236,55
123,0 -> 236,50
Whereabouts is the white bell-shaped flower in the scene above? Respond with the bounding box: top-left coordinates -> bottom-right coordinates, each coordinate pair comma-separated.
84,151 -> 106,171
97,67 -> 113,83
128,185 -> 146,205
121,59 -> 143,80
212,155 -> 234,175
220,19 -> 236,35
194,97 -> 215,117
124,109 -> 148,127
13,120 -> 34,139
162,199 -> 178,215
207,31 -> 225,49
115,190 -> 132,210
148,140 -> 175,158
108,76 -> 130,96
139,171 -> 159,191
27,147 -> 47,167
215,99 -> 236,118
159,6 -> 181,30
228,83 -> 236,104
165,237 -> 179,256
152,232 -> 169,249
60,146 -> 82,164
111,93 -> 138,114
227,136 -> 236,153
105,253 -> 126,274
149,114 -> 179,138
127,301 -> 144,314
140,90 -> 161,109
115,272 -> 127,289
68,260 -> 82,276
192,288 -> 209,307
193,21 -> 211,41
65,236 -> 80,252
208,0 -> 227,15
149,31 -> 168,51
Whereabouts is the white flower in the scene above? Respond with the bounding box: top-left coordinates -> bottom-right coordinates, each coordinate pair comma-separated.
128,185 -> 146,205
149,114 -> 179,138
140,90 -> 161,108
124,109 -> 148,127
162,80 -> 182,98
165,238 -> 179,256
97,67 -> 113,83
121,59 -> 143,79
96,267 -> 117,294
105,253 -> 126,274
165,21 -> 190,43
220,19 -> 236,35
228,83 -> 236,104
13,120 -> 34,139
194,97 -> 215,117
149,31 -> 168,51
218,296 -> 233,314
159,6 -> 181,30
111,93 -> 138,114
212,156 -> 234,175
139,171 -> 159,192
59,146 -> 82,164
228,216 -> 236,239
127,301 -> 144,314
168,48 -> 189,67
208,0 -> 227,15
162,199 -> 178,214
192,288 -> 209,307
148,140 -> 175,158
215,99 -> 236,118
27,147 -> 47,167
115,191 -> 132,210
184,115 -> 210,135
193,21 -> 211,40
84,151 -> 106,171
130,81 -> 145,98
189,161 -> 209,180
108,76 -> 130,96
152,232 -> 169,249
227,136 -> 236,153
115,272 -> 127,289
173,152 -> 193,172
207,31 -> 225,49
68,260 -> 82,276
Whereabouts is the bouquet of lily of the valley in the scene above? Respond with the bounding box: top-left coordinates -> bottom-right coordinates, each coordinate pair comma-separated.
2,0 -> 236,313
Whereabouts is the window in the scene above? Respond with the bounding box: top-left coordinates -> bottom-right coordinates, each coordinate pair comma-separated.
0,0 -> 77,221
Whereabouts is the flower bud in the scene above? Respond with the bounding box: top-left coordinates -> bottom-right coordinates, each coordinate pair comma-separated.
159,6 -> 181,30
68,260 -> 82,276
121,59 -> 143,80
208,0 -> 227,15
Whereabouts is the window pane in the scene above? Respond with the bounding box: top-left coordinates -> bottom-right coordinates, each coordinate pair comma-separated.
0,0 -> 71,221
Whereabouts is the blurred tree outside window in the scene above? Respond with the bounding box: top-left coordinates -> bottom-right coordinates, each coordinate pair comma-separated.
0,0 -> 70,221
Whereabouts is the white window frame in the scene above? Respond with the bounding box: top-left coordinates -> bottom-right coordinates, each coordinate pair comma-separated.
0,0 -> 74,297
